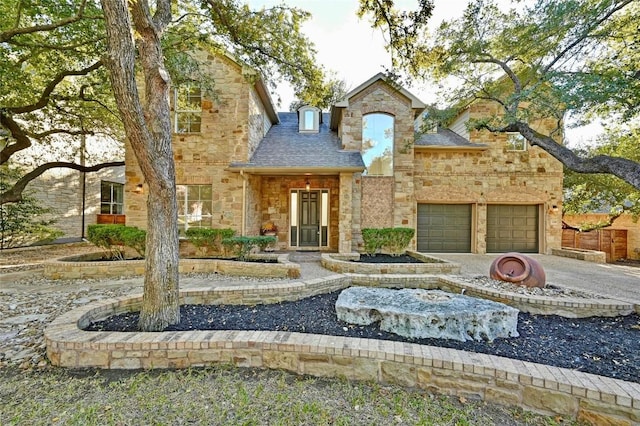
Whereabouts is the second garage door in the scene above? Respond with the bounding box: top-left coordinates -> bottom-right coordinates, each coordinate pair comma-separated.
486,204 -> 539,253
417,204 -> 471,252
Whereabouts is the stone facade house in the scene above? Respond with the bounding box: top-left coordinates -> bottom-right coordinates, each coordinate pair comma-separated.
124,55 -> 564,254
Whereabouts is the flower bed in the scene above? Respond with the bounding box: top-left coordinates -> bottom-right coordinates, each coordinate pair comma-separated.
43,252 -> 300,280
321,251 -> 461,275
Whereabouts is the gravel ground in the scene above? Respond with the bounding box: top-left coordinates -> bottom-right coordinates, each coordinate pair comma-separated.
88,290 -> 640,384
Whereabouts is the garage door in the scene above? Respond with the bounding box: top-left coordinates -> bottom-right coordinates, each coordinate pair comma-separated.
486,205 -> 538,253
417,204 -> 471,252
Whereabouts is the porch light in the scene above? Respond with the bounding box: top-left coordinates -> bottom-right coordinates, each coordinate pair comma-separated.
305,179 -> 311,191
134,183 -> 144,194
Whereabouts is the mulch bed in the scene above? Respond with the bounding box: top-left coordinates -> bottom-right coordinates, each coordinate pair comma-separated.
87,290 -> 640,384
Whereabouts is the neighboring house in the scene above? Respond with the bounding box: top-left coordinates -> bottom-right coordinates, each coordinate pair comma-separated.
124,54 -> 564,254
25,165 -> 125,240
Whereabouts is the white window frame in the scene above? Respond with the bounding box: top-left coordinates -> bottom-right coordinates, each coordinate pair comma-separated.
506,132 -> 527,151
174,85 -> 202,134
176,184 -> 213,233
100,181 -> 123,214
298,106 -> 320,133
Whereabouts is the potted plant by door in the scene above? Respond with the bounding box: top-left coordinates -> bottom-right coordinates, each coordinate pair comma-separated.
261,221 -> 278,236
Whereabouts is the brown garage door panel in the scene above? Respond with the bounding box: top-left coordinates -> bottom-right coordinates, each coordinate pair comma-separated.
486,205 -> 538,253
417,204 -> 471,253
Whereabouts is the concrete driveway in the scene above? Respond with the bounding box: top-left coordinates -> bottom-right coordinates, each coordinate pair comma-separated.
432,253 -> 640,306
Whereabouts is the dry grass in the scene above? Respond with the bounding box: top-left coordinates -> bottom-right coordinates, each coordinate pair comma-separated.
0,366 -> 582,426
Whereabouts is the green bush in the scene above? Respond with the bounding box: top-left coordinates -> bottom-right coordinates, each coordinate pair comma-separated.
185,228 -> 235,255
361,228 -> 385,256
254,235 -> 277,252
361,227 -> 415,256
87,224 -> 146,259
221,235 -> 275,260
0,166 -> 63,249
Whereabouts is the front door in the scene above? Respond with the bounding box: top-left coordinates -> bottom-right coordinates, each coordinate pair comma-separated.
299,191 -> 319,246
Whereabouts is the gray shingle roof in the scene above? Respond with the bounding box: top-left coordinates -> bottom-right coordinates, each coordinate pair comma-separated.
230,112 -> 365,171
415,128 -> 488,148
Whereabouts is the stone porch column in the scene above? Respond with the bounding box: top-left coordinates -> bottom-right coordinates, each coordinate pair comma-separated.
476,203 -> 487,254
338,172 -> 354,253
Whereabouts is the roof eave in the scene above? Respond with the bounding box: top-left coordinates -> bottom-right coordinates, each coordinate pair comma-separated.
253,78 -> 279,124
227,165 -> 365,175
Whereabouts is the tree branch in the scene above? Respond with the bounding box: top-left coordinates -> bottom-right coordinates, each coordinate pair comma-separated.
6,61 -> 103,115
478,121 -> 640,190
0,0 -> 89,43
542,0 -> 634,74
0,112 -> 32,164
1,161 -> 125,205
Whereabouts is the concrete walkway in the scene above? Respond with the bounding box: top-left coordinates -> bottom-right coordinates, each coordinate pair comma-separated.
433,253 -> 640,306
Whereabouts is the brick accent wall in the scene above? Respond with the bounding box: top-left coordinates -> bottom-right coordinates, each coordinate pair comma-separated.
257,175 -> 340,250
361,177 -> 394,228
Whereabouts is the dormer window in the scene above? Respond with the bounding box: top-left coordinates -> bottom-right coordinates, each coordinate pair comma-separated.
298,105 -> 321,133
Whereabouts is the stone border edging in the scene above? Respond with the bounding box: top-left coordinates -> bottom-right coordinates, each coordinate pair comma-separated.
552,248 -> 607,264
45,274 -> 639,425
43,253 -> 301,280
346,274 -> 635,318
321,252 -> 462,275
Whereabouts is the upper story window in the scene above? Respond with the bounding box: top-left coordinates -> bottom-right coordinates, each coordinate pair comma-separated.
362,113 -> 394,176
506,132 -> 527,151
100,181 -> 123,214
174,85 -> 202,133
298,105 -> 320,133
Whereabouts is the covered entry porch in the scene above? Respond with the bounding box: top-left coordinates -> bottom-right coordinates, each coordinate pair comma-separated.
234,171 -> 358,253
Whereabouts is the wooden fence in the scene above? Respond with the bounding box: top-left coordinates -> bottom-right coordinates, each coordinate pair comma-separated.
562,229 -> 627,263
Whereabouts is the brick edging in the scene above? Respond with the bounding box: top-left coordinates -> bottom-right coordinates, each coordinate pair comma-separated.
46,278 -> 639,425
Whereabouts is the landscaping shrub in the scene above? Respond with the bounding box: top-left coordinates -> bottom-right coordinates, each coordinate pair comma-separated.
87,224 -> 146,259
221,236 -> 275,260
0,166 -> 63,249
185,228 -> 235,255
254,235 -> 277,252
361,227 -> 415,256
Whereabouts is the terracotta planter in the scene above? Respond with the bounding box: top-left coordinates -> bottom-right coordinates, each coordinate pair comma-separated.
489,252 -> 546,288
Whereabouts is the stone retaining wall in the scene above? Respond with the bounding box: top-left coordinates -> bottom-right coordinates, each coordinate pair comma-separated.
321,252 -> 461,275
46,281 -> 639,425
43,253 -> 300,280
552,248 -> 607,264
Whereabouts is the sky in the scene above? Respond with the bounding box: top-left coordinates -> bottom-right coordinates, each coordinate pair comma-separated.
248,0 -> 601,146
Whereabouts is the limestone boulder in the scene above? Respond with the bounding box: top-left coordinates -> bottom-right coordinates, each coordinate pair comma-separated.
335,287 -> 519,342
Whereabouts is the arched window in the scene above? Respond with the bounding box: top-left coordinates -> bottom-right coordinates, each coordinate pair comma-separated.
298,105 -> 320,133
362,113 -> 394,176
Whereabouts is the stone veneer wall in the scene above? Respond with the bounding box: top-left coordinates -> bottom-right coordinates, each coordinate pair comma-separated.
339,81 -> 417,250
26,165 -> 125,239
413,100 -> 563,254
564,213 -> 640,260
125,54 -> 272,232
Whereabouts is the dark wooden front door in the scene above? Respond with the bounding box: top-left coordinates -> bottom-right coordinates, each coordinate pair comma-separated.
300,191 -> 319,246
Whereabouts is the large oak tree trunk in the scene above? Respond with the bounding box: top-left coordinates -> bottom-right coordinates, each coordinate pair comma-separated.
100,0 -> 179,331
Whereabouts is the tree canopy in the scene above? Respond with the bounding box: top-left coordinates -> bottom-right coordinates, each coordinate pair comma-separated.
0,0 -> 123,205
0,0 -> 331,206
359,0 -> 640,190
563,127 -> 640,225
